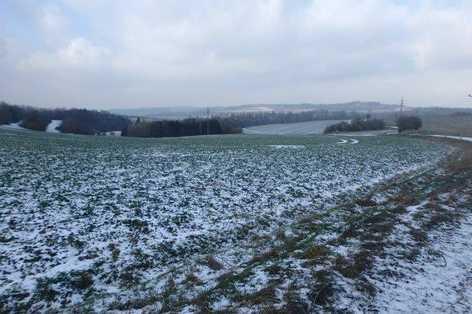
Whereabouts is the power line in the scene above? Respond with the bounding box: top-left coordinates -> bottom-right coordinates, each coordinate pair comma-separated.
206,107 -> 210,135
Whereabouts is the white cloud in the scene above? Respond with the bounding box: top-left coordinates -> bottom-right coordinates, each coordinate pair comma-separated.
20,38 -> 110,69
0,38 -> 6,59
409,5 -> 472,71
3,0 -> 472,107
58,38 -> 110,66
34,4 -> 71,48
39,5 -> 68,33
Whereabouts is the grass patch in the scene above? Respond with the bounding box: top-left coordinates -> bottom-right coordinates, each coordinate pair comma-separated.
207,256 -> 224,271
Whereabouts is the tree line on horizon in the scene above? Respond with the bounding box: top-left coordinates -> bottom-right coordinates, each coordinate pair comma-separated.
0,102 -> 130,134
123,117 -> 236,137
123,110 -> 359,137
2,101 -> 377,138
218,110 -> 358,129
323,115 -> 423,134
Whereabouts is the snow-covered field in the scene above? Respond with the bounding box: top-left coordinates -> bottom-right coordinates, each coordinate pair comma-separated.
243,120 -> 348,135
0,129 -> 450,311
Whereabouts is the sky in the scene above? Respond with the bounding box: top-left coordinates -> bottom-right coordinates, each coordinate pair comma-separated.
0,0 -> 471,109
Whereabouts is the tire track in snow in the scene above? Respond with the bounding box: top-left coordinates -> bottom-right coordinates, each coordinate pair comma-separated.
337,138 -> 359,145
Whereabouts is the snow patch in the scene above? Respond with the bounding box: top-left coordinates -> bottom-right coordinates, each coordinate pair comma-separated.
337,138 -> 359,144
46,120 -> 62,133
0,122 -> 26,130
269,145 -> 305,149
104,130 -> 122,136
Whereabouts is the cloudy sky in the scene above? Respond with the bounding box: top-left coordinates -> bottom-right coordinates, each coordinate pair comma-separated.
0,0 -> 471,109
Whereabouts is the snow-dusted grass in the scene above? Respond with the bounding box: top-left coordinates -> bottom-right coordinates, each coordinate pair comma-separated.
0,129 -> 448,311
327,154 -> 472,313
374,210 -> 472,313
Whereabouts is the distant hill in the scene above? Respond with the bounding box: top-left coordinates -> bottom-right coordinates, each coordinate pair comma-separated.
111,101 -> 404,120
111,106 -> 204,120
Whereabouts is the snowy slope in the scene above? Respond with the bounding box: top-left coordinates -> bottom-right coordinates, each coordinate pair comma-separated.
46,120 -> 62,133
0,122 -> 26,130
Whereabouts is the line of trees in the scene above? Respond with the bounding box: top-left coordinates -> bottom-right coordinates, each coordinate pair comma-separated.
324,117 -> 386,134
56,109 -> 130,135
218,110 -> 358,129
2,101 -> 380,138
123,110 -> 360,138
0,102 -> 27,125
124,118 -> 235,137
0,102 -> 130,135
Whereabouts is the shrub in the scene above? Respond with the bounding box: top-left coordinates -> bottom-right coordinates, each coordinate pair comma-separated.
396,116 -> 422,133
207,256 -> 224,270
71,271 -> 94,290
324,118 -> 385,134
